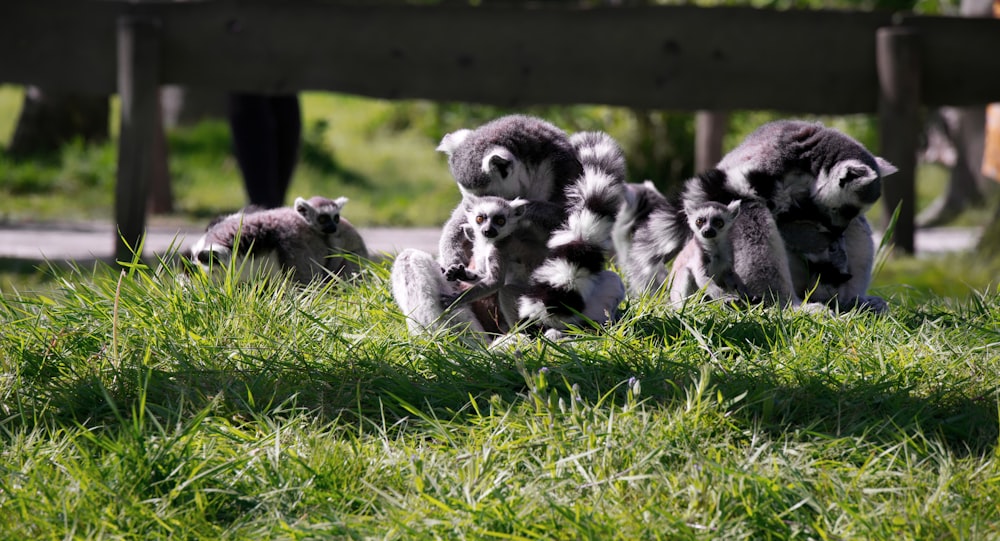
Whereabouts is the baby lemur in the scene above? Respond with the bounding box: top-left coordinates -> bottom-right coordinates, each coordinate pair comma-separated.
441,195 -> 549,330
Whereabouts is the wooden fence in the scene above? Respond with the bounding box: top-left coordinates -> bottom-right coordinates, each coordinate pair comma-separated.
2,0 -> 1000,260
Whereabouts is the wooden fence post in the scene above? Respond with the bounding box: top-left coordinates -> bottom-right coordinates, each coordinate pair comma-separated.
115,16 -> 160,263
695,111 -> 729,172
877,26 -> 921,254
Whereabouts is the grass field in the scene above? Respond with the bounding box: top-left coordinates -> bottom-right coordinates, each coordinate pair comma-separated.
2,85 -> 1000,538
0,255 -> 997,539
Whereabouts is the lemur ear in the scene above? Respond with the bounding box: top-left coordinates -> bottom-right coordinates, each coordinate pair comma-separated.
875,156 -> 898,177
727,199 -> 741,215
334,196 -> 349,208
294,197 -> 311,217
836,162 -> 878,187
509,198 -> 529,217
485,148 -> 515,178
461,224 -> 476,242
436,129 -> 472,155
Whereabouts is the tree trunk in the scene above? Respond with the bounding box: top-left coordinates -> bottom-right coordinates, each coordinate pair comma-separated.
7,87 -> 109,157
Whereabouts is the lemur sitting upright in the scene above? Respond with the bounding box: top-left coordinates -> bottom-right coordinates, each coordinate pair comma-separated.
615,120 -> 897,313
667,199 -> 742,304
441,195 -> 549,331
294,195 -> 369,279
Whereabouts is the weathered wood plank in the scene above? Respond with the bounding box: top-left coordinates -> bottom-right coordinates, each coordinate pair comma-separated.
0,2 -> 119,94
897,14 -> 1000,107
151,2 -> 889,113
878,27 -> 921,254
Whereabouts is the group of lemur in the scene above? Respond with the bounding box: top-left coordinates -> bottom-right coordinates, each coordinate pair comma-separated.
186,114 -> 897,344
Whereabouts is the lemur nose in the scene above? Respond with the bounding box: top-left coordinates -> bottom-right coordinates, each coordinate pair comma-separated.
703,229 -> 716,239
484,228 -> 498,239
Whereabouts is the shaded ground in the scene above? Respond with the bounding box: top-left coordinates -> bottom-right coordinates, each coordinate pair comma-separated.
0,221 -> 442,262
0,220 -> 982,267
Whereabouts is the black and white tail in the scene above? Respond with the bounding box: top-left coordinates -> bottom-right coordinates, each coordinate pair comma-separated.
517,131 -> 626,330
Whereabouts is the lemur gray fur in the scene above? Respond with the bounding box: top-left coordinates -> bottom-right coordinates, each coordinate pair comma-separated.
614,180 -> 674,297
440,195 -> 550,330
189,195 -> 366,283
517,130 -> 628,332
294,195 -> 369,279
667,199 -> 743,304
435,114 -> 581,269
390,115 -> 627,342
616,120 -> 897,312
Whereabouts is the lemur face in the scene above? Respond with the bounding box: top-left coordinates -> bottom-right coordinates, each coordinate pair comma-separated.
312,207 -> 341,234
295,196 -> 348,235
465,196 -> 528,242
693,214 -> 726,239
686,200 -> 740,241
470,206 -> 515,240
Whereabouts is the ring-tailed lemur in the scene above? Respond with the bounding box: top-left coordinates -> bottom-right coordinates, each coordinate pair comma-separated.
435,114 -> 581,269
516,130 -> 628,332
392,115 -> 580,339
613,180 -> 675,297
294,196 -> 369,279
616,120 -> 896,312
391,115 -> 627,340
189,195 -> 366,283
667,199 -> 742,304
441,195 -> 549,330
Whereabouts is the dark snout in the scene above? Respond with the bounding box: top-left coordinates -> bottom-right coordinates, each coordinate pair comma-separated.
702,228 -> 717,239
856,178 -> 882,205
197,249 -> 224,266
318,214 -> 340,234
483,227 -> 498,239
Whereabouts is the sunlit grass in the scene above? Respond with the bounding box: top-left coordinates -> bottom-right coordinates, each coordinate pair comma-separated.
0,255 -> 997,538
0,88 -> 458,227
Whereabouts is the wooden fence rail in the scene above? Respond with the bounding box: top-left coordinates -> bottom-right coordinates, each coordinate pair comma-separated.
2,1 -> 1000,260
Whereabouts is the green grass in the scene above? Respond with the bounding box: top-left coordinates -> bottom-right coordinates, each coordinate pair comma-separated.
0,86 -> 460,227
0,255 -> 998,539
2,87 -> 999,537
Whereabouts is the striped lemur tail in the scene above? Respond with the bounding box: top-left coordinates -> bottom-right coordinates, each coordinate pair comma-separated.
517,131 -> 627,330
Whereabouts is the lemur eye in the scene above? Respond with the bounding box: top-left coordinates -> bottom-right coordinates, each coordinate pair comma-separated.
695,218 -> 706,227
332,214 -> 340,224
476,215 -> 486,224
495,216 -> 506,226
711,218 -> 724,228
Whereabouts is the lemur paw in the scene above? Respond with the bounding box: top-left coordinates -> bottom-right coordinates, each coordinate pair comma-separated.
854,295 -> 889,315
444,264 -> 469,282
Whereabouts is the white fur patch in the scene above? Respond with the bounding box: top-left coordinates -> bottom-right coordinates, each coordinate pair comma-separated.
436,129 -> 471,155
558,210 -> 613,246
517,297 -> 547,322
720,167 -> 756,199
482,146 -> 516,175
813,159 -> 876,208
517,158 -> 555,201
531,259 -> 601,297
577,167 -> 618,195
577,139 -> 617,163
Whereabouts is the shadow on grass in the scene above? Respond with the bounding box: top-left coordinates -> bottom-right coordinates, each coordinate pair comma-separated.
8,289 -> 997,458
